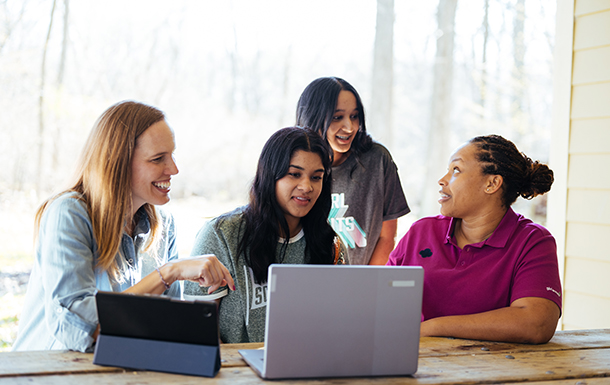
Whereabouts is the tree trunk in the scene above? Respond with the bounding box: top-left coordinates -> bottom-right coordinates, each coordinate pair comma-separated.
370,0 -> 394,148
52,0 -> 69,174
512,0 -> 526,139
37,0 -> 57,196
420,0 -> 458,217
279,45 -> 292,127
56,0 -> 69,85
480,0 -> 489,110
0,2 -> 27,55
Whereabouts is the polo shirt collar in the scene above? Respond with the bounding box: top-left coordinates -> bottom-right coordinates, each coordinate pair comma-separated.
444,217 -> 455,245
445,207 -> 519,249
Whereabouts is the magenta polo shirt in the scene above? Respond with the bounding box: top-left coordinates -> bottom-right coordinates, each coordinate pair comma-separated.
388,208 -> 562,321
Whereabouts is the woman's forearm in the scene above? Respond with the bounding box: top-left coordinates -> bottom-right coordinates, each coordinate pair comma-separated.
421,297 -> 561,344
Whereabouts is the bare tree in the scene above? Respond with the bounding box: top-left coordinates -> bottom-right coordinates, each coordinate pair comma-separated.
227,9 -> 238,114
512,0 -> 526,139
370,0 -> 394,147
480,0 -> 490,110
0,1 -> 27,55
52,0 -> 69,174
278,45 -> 292,127
420,0 -> 458,216
56,0 -> 69,85
2,0 -> 29,191
37,0 -> 57,195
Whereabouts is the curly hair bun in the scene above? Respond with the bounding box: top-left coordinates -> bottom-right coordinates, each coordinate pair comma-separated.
470,135 -> 554,207
521,160 -> 554,199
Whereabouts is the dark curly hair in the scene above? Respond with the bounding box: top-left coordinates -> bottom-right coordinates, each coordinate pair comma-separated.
470,135 -> 554,208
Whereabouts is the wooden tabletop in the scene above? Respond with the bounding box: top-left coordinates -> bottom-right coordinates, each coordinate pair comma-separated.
1,329 -> 609,384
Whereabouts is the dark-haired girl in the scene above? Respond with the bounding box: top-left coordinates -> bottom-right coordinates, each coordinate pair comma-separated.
183,127 -> 345,343
296,77 -> 410,266
388,135 -> 562,344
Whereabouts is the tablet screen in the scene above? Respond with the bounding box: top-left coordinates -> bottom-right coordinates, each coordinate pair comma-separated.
95,291 -> 219,346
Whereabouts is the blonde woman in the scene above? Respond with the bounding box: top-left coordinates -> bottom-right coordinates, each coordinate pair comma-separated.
13,101 -> 234,352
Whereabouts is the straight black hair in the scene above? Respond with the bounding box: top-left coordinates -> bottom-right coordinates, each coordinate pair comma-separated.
233,127 -> 336,284
296,77 -> 373,174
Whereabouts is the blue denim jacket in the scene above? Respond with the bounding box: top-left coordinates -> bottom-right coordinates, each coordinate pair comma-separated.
12,192 -> 180,352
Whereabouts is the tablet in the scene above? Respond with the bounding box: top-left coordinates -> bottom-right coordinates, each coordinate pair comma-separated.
95,291 -> 219,346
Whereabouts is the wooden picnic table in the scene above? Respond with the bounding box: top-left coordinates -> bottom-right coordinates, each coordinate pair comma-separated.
0,329 -> 609,384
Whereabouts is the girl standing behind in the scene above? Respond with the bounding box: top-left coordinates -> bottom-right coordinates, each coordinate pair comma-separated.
184,127 -> 345,343
296,77 -> 410,265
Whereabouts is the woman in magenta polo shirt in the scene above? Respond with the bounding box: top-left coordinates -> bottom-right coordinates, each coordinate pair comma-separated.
388,135 -> 562,344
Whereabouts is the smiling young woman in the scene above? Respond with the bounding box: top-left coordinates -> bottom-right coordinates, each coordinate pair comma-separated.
296,77 -> 410,266
274,150 -> 325,237
129,119 -> 179,212
183,127 -> 347,343
12,101 -> 234,353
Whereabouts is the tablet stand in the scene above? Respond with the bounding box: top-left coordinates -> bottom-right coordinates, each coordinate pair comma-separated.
94,334 -> 220,377
92,291 -> 221,378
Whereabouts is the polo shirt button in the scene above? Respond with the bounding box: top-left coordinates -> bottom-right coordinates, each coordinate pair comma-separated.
56,307 -> 63,313
128,258 -> 134,264
460,261 -> 465,266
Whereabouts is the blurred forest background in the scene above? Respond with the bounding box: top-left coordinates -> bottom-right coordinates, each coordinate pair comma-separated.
0,0 -> 556,350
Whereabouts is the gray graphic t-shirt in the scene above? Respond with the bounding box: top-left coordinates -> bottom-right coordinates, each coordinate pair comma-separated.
329,143 -> 410,265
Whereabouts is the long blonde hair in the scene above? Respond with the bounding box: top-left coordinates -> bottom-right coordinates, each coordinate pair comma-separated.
35,101 -> 165,281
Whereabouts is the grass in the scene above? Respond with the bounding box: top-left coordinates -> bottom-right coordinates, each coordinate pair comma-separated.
0,190 -> 39,352
0,296 -> 24,351
0,251 -> 32,352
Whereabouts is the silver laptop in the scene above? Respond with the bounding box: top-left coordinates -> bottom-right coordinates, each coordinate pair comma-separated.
238,264 -> 423,379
